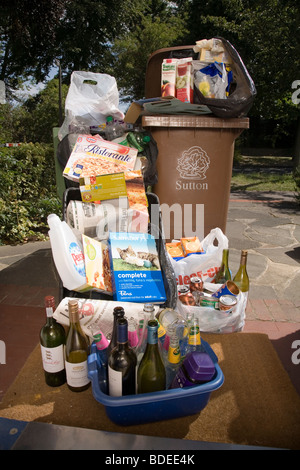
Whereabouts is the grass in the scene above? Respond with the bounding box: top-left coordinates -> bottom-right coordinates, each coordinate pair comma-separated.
231,155 -> 296,192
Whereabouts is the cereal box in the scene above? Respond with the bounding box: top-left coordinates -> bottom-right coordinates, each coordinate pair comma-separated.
63,134 -> 138,182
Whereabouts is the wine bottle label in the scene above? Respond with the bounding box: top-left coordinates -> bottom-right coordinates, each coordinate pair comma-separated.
40,344 -> 65,373
65,360 -> 90,388
108,365 -> 122,396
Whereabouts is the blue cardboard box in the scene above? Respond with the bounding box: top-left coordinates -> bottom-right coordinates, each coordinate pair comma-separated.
108,232 -> 167,303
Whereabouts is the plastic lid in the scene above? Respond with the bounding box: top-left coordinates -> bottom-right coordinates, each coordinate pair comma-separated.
106,116 -> 113,123
182,351 -> 215,383
143,136 -> 151,143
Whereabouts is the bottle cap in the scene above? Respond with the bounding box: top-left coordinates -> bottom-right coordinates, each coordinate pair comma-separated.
68,299 -> 79,323
182,352 -> 215,383
117,317 -> 128,343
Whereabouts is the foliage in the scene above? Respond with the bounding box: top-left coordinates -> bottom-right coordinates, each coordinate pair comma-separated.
293,168 -> 300,205
0,79 -> 68,144
179,0 -> 300,147
0,144 -> 61,244
112,2 -> 187,100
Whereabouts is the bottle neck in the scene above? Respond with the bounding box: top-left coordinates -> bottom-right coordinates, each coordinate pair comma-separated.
240,252 -> 248,266
116,318 -> 129,349
222,249 -> 229,265
45,296 -> 56,325
147,322 -> 159,346
188,324 -> 201,345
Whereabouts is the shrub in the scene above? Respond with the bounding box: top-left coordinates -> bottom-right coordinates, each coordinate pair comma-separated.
0,143 -> 62,244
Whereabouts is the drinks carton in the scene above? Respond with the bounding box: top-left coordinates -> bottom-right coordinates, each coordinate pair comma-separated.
176,58 -> 193,103
161,59 -> 177,98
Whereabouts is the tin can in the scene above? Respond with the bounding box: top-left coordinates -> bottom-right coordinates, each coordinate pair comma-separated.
178,286 -> 196,306
219,295 -> 237,313
200,295 -> 219,309
189,276 -> 204,305
211,280 -> 240,299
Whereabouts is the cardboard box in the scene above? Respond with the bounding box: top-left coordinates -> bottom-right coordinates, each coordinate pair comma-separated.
63,134 -> 138,182
108,232 -> 167,303
82,235 -> 112,294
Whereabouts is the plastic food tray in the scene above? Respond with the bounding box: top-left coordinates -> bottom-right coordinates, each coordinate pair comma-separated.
60,187 -> 177,309
87,340 -> 224,426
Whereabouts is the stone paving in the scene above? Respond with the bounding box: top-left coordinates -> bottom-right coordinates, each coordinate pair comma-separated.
0,191 -> 299,323
226,191 -> 300,323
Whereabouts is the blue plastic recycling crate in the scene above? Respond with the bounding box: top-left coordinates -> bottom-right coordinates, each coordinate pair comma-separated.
88,340 -> 224,426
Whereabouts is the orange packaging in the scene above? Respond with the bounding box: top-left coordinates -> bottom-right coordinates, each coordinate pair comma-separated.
180,236 -> 204,256
166,241 -> 185,260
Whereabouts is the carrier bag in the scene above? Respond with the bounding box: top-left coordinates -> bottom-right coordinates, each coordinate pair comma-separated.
193,37 -> 256,118
58,71 -> 124,141
168,227 -> 229,286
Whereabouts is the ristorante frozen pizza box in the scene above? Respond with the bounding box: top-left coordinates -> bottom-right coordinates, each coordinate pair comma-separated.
63,134 -> 138,183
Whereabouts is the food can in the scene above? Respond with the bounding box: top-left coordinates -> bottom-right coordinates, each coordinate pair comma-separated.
178,286 -> 196,306
189,276 -> 204,305
190,276 -> 204,293
200,295 -> 219,309
211,280 -> 240,299
218,295 -> 237,313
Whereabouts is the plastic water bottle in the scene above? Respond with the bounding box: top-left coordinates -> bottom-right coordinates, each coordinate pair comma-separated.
47,214 -> 88,292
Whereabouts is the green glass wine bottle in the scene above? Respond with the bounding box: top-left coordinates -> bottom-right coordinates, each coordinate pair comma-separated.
137,319 -> 166,393
233,250 -> 250,296
215,248 -> 231,284
40,295 -> 66,387
108,317 -> 137,396
65,299 -> 90,392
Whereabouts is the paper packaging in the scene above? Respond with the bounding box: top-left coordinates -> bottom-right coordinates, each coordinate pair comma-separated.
82,235 -> 112,294
66,199 -> 149,240
161,58 -> 177,98
176,58 -> 193,103
108,232 -> 167,303
63,134 -> 138,183
53,297 -> 160,340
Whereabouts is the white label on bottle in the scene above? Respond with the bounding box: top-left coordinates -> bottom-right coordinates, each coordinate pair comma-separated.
40,344 -> 64,373
65,360 -> 90,387
46,307 -> 53,318
108,365 -> 122,396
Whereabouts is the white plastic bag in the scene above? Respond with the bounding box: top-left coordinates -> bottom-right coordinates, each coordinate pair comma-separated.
168,227 -> 229,287
58,71 -> 124,141
176,283 -> 247,334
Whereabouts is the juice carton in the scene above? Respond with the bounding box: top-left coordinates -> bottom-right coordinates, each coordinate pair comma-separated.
176,58 -> 193,103
161,59 -> 177,98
